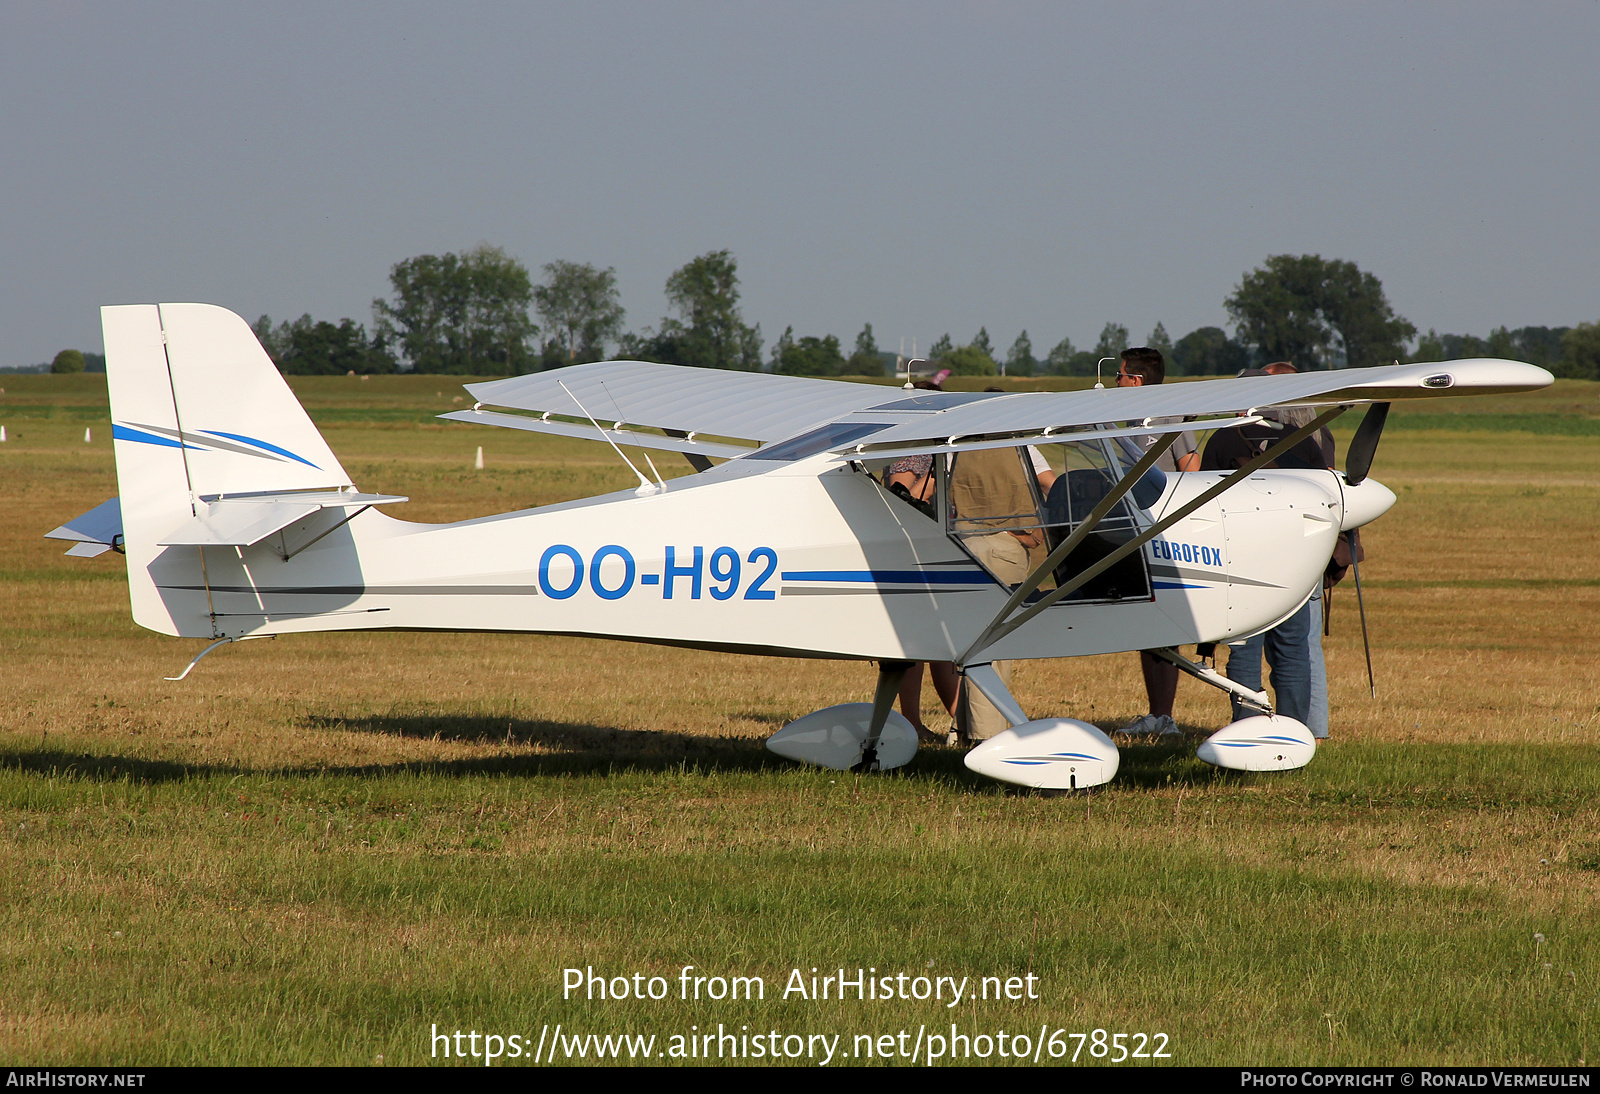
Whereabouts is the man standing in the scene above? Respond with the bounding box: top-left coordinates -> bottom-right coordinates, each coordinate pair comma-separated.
1261,361 -> 1333,738
1199,368 -> 1331,728
1114,348 -> 1200,738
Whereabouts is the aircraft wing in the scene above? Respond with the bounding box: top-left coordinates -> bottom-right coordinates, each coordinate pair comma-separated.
448,357 -> 1550,463
824,358 -> 1552,457
459,361 -> 901,446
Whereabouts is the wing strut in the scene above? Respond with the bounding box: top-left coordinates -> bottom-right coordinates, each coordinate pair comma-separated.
663,428 -> 713,472
960,406 -> 1348,665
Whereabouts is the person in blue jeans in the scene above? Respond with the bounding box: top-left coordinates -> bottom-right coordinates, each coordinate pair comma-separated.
1224,597 -> 1313,726
1306,584 -> 1328,737
1203,366 -> 1330,733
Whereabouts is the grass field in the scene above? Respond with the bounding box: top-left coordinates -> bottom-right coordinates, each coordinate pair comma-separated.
2,375 -> 1597,1066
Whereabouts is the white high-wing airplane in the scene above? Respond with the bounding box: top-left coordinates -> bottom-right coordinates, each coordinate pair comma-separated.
49,304 -> 1552,789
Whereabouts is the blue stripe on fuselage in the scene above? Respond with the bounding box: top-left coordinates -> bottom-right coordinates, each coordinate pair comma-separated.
780,569 -> 992,584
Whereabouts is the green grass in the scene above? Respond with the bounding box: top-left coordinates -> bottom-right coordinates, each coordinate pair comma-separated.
2,374 -> 1598,1066
3,747 -> 1597,1065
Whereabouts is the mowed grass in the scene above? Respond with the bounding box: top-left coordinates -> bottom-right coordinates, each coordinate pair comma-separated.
1,377 -> 1598,1066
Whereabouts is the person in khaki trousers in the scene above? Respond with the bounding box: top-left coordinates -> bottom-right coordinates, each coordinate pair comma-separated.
949,444 -> 1055,742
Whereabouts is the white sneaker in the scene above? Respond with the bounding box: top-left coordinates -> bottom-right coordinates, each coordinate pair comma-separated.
1121,713 -> 1162,736
1122,714 -> 1182,737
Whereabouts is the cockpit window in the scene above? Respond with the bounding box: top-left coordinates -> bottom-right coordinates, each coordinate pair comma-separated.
748,421 -> 890,462
942,438 -> 1152,602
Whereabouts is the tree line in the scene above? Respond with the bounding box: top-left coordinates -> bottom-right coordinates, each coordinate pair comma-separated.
39,247 -> 1593,380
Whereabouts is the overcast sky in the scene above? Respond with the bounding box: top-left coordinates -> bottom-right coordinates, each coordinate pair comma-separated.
2,2 -> 1595,366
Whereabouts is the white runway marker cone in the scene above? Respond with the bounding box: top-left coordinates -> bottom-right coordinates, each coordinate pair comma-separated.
474,446 -> 484,470
1,426 -> 7,442
84,428 -> 92,443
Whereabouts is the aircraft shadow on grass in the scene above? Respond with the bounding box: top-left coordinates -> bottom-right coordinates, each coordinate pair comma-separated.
1,719 -> 1244,792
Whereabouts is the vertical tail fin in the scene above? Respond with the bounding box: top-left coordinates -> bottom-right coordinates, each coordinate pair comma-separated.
104,303 -> 355,636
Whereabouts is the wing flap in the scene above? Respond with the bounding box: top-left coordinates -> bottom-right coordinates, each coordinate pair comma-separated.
840,416 -> 1263,459
438,408 -> 752,459
839,359 -> 1551,452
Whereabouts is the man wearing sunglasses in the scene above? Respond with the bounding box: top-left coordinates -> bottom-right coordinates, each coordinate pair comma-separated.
1114,347 -> 1200,738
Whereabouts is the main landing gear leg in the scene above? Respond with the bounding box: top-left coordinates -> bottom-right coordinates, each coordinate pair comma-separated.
855,661 -> 913,773
1144,646 -> 1271,713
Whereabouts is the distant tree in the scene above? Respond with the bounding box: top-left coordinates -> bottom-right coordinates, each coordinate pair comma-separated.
1093,323 -> 1130,360
972,327 -> 994,361
253,315 -> 293,364
650,250 -> 763,370
1171,326 -> 1249,376
1227,254 -> 1414,370
1411,329 -> 1445,363
1318,261 -> 1415,368
534,261 -> 625,367
1004,330 -> 1036,377
1440,332 -> 1488,359
944,344 -> 997,376
50,349 -> 85,374
928,333 -> 954,362
1226,255 -> 1335,368
1045,336 -> 1077,375
82,353 -> 105,373
1486,326 -> 1516,359
1558,321 -> 1600,380
284,318 -> 396,375
776,334 -> 846,376
1148,322 -> 1173,359
1511,326 -> 1570,367
256,313 -> 395,374
843,323 -> 884,375
768,325 -> 795,371
615,328 -> 659,361
373,244 -> 538,374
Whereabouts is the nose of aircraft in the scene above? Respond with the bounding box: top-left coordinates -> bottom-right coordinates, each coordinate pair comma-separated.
1338,475 -> 1397,530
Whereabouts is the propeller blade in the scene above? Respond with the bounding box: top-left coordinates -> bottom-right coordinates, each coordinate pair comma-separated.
1344,402 -> 1391,487
1350,551 -> 1376,698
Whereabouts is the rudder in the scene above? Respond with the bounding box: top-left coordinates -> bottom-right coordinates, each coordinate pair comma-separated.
105,303 -> 356,636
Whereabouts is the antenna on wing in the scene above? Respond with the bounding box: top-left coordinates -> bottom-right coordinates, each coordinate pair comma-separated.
556,380 -> 661,496
601,380 -> 667,492
1094,357 -> 1117,390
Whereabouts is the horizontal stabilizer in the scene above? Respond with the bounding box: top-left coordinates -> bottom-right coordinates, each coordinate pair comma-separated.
439,408 -> 751,459
161,500 -> 320,547
159,491 -> 407,548
46,497 -> 124,556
